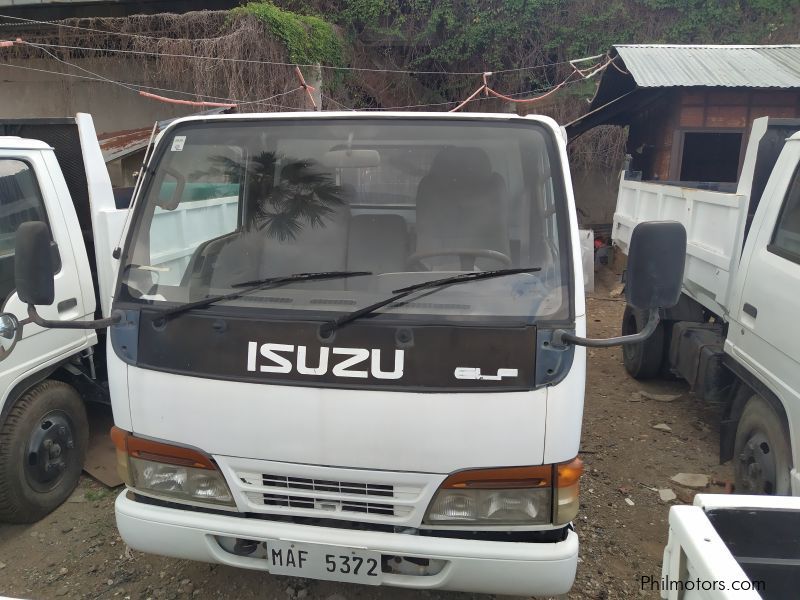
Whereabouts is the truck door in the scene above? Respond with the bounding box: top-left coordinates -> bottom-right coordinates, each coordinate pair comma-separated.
729,139 -> 800,494
0,152 -> 94,401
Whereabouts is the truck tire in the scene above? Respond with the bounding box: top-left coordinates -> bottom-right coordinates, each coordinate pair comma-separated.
621,305 -> 664,379
0,380 -> 88,523
734,395 -> 792,495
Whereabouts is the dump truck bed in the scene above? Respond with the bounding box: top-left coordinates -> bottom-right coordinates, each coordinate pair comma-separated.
613,177 -> 748,317
612,117 -> 800,319
661,494 -> 800,600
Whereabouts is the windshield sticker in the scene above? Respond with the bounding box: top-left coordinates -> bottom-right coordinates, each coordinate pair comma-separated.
171,136 -> 186,152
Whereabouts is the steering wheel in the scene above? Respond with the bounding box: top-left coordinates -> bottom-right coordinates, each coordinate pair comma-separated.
406,248 -> 512,271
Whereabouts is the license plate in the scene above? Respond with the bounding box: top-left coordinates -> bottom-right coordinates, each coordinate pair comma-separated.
266,540 -> 382,585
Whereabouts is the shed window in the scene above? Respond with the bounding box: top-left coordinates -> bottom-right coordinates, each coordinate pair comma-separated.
679,131 -> 742,183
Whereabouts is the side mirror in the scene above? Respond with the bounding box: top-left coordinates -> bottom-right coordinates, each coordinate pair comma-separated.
14,221 -> 123,332
15,221 -> 55,306
553,221 -> 686,348
0,221 -> 49,362
625,221 -> 686,311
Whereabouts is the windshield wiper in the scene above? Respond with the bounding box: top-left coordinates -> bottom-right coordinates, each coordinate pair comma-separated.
153,271 -> 372,322
320,267 -> 541,337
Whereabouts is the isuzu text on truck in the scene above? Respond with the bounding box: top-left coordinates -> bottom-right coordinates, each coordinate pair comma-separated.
0,112 -> 683,596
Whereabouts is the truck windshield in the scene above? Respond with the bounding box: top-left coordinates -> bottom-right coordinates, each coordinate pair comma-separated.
119,117 -> 570,322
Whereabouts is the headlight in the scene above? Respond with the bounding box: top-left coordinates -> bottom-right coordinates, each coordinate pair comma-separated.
426,488 -> 551,524
129,457 -> 234,506
424,459 -> 583,526
111,427 -> 235,507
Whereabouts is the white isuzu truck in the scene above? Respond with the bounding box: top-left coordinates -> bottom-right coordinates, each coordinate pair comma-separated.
1,111 -> 684,596
613,116 -> 800,497
0,115 -> 126,522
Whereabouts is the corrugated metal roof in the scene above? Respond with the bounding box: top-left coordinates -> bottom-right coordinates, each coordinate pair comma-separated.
98,127 -> 152,162
615,44 -> 800,88
98,108 -> 231,162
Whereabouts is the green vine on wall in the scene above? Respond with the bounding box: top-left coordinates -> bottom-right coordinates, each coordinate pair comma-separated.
231,2 -> 344,67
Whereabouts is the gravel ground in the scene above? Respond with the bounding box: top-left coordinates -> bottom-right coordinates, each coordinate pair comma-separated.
0,272 -> 733,600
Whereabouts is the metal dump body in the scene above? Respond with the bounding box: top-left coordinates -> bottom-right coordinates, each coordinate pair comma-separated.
612,116 -> 800,318
662,494 -> 800,600
613,178 -> 747,317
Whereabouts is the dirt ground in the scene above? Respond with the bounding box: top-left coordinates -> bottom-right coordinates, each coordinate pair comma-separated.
0,268 -> 734,600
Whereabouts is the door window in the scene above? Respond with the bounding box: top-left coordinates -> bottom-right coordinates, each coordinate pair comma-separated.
769,165 -> 800,263
0,159 -> 52,304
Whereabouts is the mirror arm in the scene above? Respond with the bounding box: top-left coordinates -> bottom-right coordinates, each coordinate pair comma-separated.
552,308 -> 660,348
27,305 -> 124,330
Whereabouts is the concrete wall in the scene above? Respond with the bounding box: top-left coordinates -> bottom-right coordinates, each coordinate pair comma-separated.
0,57 -> 196,134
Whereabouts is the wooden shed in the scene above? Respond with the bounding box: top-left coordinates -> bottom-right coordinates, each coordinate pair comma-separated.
567,45 -> 800,186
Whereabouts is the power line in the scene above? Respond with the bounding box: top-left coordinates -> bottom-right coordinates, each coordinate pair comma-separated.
0,62 -> 304,110
343,77 -> 592,111
0,13 -> 602,76
0,51 -> 596,113
3,36 -> 606,113
320,93 -> 355,111
12,39 -> 593,76
240,86 -> 306,107
0,12 -> 196,41
14,40 -> 315,109
25,40 -> 139,94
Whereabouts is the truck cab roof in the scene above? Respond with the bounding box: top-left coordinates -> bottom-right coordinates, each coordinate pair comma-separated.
162,110 -> 556,123
0,136 -> 52,151
155,111 -> 564,143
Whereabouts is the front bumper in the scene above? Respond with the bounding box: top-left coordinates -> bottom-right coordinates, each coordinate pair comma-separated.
116,492 -> 579,596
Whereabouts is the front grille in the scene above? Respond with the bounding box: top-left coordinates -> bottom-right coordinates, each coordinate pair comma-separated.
261,474 -> 393,497
261,493 -> 395,516
236,471 -> 422,520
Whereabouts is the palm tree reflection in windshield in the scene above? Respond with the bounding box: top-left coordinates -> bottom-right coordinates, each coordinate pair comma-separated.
209,151 -> 345,241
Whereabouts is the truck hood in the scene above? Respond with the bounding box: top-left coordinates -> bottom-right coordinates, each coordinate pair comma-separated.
125,365 -> 547,473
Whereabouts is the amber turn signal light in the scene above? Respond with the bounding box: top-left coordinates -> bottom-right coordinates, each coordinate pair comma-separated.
110,426 -> 215,470
440,465 -> 553,490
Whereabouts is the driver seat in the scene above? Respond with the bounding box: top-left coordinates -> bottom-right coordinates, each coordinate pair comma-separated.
414,146 -> 510,270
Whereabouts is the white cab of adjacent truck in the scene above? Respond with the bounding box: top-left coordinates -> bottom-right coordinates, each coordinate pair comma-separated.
613,116 -> 800,496
3,111 -> 687,595
0,114 -> 126,522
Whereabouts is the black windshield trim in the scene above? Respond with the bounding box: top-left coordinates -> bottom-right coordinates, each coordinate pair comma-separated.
320,268 -> 542,337
152,271 -> 372,322
112,299 -> 574,329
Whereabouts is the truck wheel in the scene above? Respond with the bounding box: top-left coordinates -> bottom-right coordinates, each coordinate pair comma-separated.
734,395 -> 792,495
621,305 -> 664,379
0,380 -> 88,523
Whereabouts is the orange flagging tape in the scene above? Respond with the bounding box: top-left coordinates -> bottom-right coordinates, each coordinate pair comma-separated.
448,60 -> 609,112
138,90 -> 236,108
294,66 -> 317,110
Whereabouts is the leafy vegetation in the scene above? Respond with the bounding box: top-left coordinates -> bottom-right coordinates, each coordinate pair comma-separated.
225,0 -> 797,109
231,2 -> 344,67
334,0 -> 797,72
